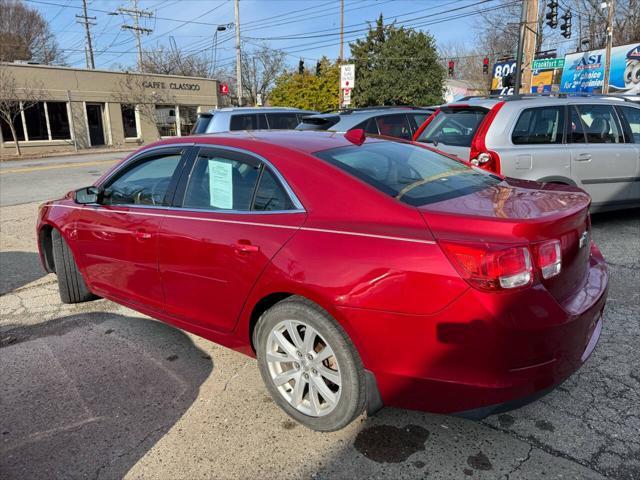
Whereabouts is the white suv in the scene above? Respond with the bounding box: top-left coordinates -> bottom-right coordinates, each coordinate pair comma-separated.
414,95 -> 640,212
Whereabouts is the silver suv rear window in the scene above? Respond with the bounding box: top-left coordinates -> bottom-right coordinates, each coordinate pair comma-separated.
417,107 -> 487,147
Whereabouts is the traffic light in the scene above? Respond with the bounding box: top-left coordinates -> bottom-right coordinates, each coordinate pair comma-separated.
448,60 -> 455,77
482,57 -> 489,75
316,61 -> 321,76
298,59 -> 304,75
545,0 -> 558,28
560,10 -> 572,38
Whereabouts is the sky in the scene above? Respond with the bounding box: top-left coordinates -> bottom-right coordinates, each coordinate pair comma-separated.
27,0 -> 494,71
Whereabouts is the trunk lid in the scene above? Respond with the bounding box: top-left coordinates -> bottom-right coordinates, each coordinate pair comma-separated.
420,178 -> 592,303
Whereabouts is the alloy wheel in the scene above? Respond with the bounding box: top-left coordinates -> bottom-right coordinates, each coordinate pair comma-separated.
266,319 -> 342,417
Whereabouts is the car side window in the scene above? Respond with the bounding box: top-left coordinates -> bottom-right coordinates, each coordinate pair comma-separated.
618,106 -> 640,143
253,169 -> 294,211
183,151 -> 261,210
411,113 -> 432,129
102,153 -> 182,206
267,113 -> 300,129
511,106 -> 564,144
229,114 -> 267,131
375,114 -> 412,140
575,104 -> 624,143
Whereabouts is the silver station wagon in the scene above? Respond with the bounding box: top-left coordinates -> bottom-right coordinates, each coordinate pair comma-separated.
414,95 -> 640,212
192,107 -> 318,134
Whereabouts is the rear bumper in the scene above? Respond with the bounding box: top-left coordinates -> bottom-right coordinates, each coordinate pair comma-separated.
339,245 -> 608,415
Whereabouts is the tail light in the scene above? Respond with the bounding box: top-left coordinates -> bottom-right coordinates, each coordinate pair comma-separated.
469,101 -> 505,173
534,239 -> 562,279
440,241 -> 533,291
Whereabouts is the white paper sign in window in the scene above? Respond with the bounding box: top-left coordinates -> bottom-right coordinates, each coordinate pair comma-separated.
208,158 -> 234,209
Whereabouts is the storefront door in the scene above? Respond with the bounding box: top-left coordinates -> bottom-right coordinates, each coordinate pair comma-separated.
86,103 -> 105,146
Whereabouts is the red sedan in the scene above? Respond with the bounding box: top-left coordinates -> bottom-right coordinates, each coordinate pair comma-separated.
37,130 -> 608,431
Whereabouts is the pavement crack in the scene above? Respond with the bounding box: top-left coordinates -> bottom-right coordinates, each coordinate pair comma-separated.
481,420 -> 608,477
222,360 -> 252,392
503,444 -> 533,480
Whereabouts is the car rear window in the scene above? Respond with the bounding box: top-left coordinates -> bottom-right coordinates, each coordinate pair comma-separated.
416,108 -> 487,147
314,141 -> 501,206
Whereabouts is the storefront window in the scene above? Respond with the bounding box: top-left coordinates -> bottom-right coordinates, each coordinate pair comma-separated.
0,103 -> 25,142
121,104 -> 138,138
155,105 -> 177,137
24,102 -> 48,140
47,102 -> 71,140
180,106 -> 198,136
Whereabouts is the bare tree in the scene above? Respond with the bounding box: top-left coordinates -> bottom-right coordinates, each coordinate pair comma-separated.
114,73 -> 177,140
0,0 -> 64,64
141,45 -> 211,77
240,45 -> 286,106
0,68 -> 43,155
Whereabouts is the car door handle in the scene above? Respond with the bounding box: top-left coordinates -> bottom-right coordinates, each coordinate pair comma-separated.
575,153 -> 592,162
134,230 -> 152,240
235,242 -> 259,253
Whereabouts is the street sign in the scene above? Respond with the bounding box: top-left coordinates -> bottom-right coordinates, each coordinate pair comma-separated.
532,58 -> 565,70
340,64 -> 355,89
342,88 -> 351,106
219,83 -> 229,95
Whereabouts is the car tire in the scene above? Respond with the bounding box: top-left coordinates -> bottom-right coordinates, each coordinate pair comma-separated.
51,229 -> 96,304
255,296 -> 366,432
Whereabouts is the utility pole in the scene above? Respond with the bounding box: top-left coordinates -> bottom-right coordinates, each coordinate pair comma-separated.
118,0 -> 153,72
602,0 -> 616,93
339,0 -> 344,61
234,0 -> 243,106
514,0 -> 539,94
75,0 -> 96,69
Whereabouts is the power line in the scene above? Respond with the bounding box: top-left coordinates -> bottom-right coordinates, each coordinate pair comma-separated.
117,0 -> 154,71
75,0 -> 96,69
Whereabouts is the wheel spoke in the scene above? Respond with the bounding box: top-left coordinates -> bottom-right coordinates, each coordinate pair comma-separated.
315,344 -> 335,363
291,373 -> 306,407
266,350 -> 292,364
285,320 -> 304,348
308,381 -> 322,416
273,369 -> 298,386
302,325 -> 317,354
317,365 -> 341,386
271,330 -> 298,359
312,375 -> 337,407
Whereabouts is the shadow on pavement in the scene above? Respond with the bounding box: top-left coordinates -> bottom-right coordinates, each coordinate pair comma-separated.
0,251 -> 46,295
590,207 -> 640,226
0,312 -> 213,479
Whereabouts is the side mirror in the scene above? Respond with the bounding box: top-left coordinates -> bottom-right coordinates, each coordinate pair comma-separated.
74,186 -> 102,204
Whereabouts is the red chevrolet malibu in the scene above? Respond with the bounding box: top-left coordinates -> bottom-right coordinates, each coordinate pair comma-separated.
37,130 -> 608,431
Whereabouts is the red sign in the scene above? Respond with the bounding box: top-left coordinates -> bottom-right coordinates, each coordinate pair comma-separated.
219,83 -> 229,95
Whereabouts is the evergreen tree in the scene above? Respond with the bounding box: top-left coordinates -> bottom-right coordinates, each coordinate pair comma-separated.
349,15 -> 445,106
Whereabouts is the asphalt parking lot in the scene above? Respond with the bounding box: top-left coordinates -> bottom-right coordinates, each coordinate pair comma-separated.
1,154 -> 639,479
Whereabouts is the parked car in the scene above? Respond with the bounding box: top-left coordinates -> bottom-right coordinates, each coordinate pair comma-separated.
413,95 -> 640,212
297,106 -> 436,141
37,130 -> 608,431
191,107 -> 318,134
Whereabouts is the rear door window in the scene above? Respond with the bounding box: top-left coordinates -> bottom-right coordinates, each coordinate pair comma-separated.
354,117 -> 379,135
618,105 -> 640,143
411,113 -> 432,130
375,114 -> 412,140
416,108 -> 488,146
253,169 -> 294,211
511,106 -> 564,144
574,104 -> 624,143
568,106 -> 587,143
267,113 -> 300,129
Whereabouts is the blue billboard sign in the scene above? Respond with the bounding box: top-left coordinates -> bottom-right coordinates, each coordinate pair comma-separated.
561,43 -> 640,94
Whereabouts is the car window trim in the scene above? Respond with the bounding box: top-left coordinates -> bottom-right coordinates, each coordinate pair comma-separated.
95,145 -> 192,208
173,144 -> 305,214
